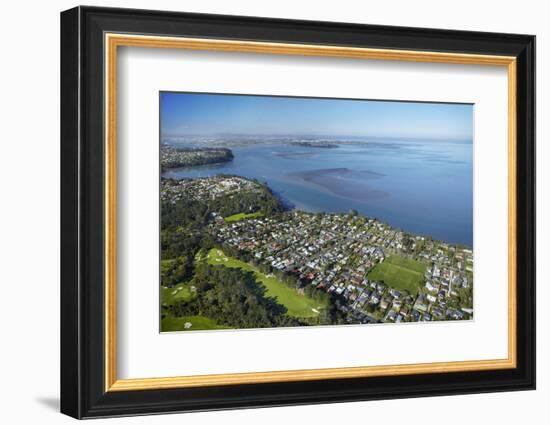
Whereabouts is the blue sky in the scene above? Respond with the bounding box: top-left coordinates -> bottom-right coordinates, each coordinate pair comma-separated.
160,92 -> 473,141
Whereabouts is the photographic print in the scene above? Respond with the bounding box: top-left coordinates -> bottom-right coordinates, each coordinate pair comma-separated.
61,9 -> 535,416
160,92 -> 474,332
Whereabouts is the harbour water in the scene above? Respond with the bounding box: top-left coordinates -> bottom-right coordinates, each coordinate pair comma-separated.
162,140 -> 473,246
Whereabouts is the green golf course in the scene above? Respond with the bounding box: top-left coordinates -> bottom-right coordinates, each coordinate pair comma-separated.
206,248 -> 324,318
161,284 -> 194,306
161,315 -> 230,331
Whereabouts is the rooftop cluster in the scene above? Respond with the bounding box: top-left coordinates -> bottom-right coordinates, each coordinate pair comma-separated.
161,176 -> 262,204
215,209 -> 473,324
160,145 -> 233,169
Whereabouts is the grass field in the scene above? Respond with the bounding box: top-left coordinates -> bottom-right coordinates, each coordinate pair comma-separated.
224,211 -> 264,223
206,248 -> 324,318
367,255 -> 427,295
161,286 -> 227,332
160,284 -> 194,307
161,315 -> 230,332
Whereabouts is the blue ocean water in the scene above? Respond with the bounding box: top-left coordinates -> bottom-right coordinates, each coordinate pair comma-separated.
162,141 -> 473,247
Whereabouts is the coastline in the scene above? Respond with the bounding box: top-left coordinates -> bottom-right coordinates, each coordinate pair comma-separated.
160,142 -> 473,247
162,173 -> 472,250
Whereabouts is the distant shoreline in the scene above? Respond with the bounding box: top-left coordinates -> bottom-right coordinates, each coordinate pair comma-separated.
160,140 -> 473,247
160,145 -> 234,170
290,141 -> 339,148
162,174 -> 472,250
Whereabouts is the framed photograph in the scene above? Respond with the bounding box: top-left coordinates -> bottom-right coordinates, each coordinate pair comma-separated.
60,6 -> 535,419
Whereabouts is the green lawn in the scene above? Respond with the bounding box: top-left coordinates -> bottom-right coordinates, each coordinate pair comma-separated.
161,315 -> 230,332
224,211 -> 264,223
206,248 -> 324,318
161,284 -> 194,307
367,255 -> 427,295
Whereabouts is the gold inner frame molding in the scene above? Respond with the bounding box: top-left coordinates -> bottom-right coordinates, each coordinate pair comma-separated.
104,33 -> 517,392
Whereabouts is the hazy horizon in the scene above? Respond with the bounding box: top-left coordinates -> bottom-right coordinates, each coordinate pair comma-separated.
160,92 -> 473,142
162,132 -> 473,143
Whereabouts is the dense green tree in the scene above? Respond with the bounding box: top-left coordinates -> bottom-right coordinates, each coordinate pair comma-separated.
161,255 -> 194,287
170,264 -> 304,329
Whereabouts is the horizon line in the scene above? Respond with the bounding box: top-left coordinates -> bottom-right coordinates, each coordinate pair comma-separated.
161,133 -> 473,143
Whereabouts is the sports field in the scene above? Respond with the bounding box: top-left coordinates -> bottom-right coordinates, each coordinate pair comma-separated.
206,248 -> 324,318
367,255 -> 427,295
224,211 -> 264,222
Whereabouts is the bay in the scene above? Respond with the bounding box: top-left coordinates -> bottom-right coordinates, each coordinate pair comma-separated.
162,140 -> 473,247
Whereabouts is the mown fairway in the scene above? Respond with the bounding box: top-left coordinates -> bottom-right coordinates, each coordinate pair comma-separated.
367,255 -> 427,295
161,284 -> 193,306
223,211 -> 264,222
161,315 -> 230,332
206,248 -> 324,318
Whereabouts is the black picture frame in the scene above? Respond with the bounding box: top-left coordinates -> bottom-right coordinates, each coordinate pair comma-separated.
61,5 -> 535,419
